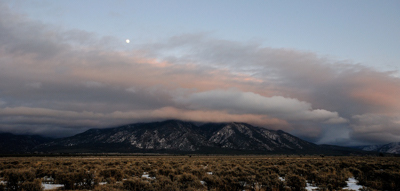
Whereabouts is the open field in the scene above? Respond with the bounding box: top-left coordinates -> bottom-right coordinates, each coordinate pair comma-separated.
0,155 -> 399,191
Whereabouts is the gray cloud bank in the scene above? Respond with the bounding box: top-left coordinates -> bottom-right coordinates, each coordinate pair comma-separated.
0,4 -> 399,145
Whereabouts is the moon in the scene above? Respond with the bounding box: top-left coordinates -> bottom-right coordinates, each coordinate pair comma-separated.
126,39 -> 130,43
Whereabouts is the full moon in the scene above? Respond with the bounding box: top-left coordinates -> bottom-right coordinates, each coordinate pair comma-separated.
126,39 -> 130,43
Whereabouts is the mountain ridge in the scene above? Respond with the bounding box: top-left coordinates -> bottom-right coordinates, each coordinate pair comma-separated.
0,120 -> 375,155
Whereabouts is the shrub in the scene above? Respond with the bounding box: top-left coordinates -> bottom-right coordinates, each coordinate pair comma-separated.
123,178 -> 152,191
55,171 -> 97,190
174,172 -> 204,190
152,175 -> 175,190
286,174 -> 306,191
203,174 -> 222,190
3,169 -> 40,191
219,176 -> 242,191
100,168 -> 123,181
20,179 -> 43,191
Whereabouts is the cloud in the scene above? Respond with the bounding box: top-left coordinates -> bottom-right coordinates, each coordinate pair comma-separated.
346,69 -> 400,113
83,81 -> 103,88
0,106 -> 288,137
149,107 -> 289,128
0,3 -> 399,145
26,82 -> 42,89
174,89 -> 347,124
0,99 -> 5,106
350,113 -> 400,144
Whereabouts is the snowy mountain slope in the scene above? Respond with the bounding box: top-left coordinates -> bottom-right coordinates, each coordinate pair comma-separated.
35,120 -> 321,154
355,142 -> 400,154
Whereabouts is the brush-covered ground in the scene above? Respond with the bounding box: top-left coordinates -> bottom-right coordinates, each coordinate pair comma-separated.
0,155 -> 399,191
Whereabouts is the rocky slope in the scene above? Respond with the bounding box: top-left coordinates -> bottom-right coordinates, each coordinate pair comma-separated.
35,120 -> 321,154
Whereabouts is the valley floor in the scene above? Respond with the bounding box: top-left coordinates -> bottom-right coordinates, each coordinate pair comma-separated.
0,155 -> 399,190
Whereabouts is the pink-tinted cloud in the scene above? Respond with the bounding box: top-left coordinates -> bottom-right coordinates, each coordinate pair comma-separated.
347,70 -> 400,113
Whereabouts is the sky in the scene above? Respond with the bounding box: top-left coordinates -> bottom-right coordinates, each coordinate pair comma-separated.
0,0 -> 399,146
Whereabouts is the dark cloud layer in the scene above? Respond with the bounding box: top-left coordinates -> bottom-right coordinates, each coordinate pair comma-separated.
0,4 -> 399,145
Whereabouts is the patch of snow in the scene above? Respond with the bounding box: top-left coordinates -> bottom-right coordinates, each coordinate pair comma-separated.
43,176 -> 54,183
0,180 -> 6,184
305,182 -> 319,191
99,182 -> 107,185
200,180 -> 206,185
343,177 -> 363,190
207,172 -> 213,175
141,172 -> 156,180
279,177 -> 285,182
42,183 -> 64,190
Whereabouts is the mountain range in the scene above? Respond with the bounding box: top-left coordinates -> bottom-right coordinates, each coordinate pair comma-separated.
353,142 -> 400,154
0,120 -> 389,155
0,133 -> 53,154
